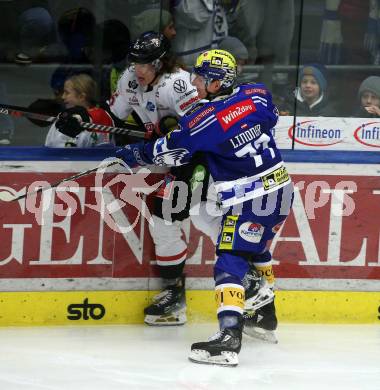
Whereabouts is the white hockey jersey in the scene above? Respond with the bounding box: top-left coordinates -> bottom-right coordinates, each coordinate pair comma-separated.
108,67 -> 199,134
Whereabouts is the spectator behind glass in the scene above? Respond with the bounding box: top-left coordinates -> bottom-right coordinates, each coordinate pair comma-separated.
26,17 -> 131,130
92,19 -> 131,100
57,7 -> 96,63
45,74 -> 114,148
353,76 -> 380,117
279,64 -> 338,117
228,0 -> 295,86
218,36 -> 250,83
26,66 -> 90,129
15,5 -> 57,64
131,9 -> 176,40
47,18 -> 131,101
319,0 -> 371,65
0,1 -> 59,64
171,0 -> 228,64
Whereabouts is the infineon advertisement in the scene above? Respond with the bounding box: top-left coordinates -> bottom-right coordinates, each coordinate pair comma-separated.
274,116 -> 380,150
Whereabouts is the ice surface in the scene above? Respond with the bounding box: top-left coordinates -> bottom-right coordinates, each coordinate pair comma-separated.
0,323 -> 378,390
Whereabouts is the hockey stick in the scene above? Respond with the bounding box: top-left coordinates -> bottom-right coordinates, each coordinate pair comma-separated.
0,158 -> 121,203
0,104 -> 147,138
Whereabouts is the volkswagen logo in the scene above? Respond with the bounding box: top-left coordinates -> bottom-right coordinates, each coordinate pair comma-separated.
173,79 -> 187,93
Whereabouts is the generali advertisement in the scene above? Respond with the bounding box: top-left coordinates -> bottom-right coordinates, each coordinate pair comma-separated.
0,160 -> 378,292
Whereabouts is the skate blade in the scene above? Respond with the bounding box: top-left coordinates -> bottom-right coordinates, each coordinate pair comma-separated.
243,327 -> 278,344
188,350 -> 238,367
144,309 -> 187,326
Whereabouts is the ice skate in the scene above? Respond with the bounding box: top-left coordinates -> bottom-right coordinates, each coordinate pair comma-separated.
243,300 -> 278,343
144,276 -> 186,326
244,285 -> 274,311
189,327 -> 242,367
243,267 -> 275,312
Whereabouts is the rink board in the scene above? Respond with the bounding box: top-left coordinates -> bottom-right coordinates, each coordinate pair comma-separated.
0,149 -> 379,325
0,290 -> 378,326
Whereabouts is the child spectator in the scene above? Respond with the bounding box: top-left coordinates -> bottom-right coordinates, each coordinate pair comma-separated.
353,76 -> 380,117
45,73 -> 114,147
280,64 -> 338,116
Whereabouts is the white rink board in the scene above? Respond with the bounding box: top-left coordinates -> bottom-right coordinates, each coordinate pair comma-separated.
274,116 -> 380,150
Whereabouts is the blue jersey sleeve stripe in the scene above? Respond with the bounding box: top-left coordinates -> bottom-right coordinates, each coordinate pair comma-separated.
190,117 -> 218,135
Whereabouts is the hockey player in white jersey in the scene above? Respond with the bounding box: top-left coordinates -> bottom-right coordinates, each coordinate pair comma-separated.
110,31 -> 208,326
55,31 -> 205,326
109,32 -> 199,137
114,49 -> 294,366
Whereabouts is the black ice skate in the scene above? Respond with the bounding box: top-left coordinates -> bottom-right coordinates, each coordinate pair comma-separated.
144,276 -> 186,326
243,300 -> 278,344
189,326 -> 242,367
243,266 -> 275,311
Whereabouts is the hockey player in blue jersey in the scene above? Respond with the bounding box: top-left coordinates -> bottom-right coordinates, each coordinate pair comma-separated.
115,49 -> 294,366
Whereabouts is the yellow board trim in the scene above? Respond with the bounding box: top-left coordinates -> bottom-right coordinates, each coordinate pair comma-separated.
0,290 -> 378,326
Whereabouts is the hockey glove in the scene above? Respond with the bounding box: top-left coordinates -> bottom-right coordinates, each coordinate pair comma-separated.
115,141 -> 152,168
156,115 -> 179,136
56,106 -> 90,138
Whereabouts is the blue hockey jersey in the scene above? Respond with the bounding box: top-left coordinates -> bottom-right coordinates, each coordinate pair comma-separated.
145,83 -> 291,207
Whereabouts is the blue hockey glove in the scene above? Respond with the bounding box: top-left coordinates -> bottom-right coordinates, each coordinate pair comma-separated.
115,142 -> 152,168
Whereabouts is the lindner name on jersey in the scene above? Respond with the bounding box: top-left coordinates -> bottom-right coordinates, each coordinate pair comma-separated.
229,124 -> 262,149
